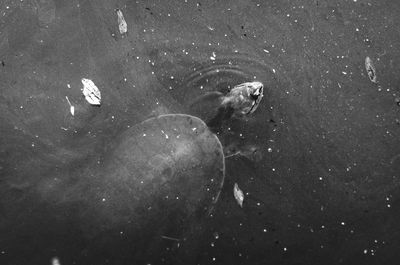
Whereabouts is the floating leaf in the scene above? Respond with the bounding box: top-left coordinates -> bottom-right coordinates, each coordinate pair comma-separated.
81,78 -> 101,106
365,56 -> 377,83
233,183 -> 244,208
116,9 -> 127,35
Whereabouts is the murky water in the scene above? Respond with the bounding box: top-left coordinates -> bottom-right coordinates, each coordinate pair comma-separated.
1,0 -> 400,265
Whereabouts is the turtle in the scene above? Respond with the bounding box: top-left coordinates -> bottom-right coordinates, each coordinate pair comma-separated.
79,82 -> 259,227
96,82 -> 264,221
41,81 -> 264,263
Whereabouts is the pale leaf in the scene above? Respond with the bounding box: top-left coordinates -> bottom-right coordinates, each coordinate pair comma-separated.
365,56 -> 377,83
116,9 -> 128,35
233,183 -> 244,208
81,78 -> 101,106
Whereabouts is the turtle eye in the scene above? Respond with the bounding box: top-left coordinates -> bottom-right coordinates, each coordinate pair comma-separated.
250,93 -> 259,101
251,86 -> 263,100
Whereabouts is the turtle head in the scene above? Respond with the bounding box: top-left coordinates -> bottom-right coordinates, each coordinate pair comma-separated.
246,81 -> 264,114
221,81 -> 264,117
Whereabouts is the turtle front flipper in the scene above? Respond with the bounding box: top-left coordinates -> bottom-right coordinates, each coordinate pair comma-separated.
224,141 -> 263,162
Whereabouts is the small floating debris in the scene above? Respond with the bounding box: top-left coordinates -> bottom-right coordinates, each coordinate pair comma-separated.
161,235 -> 180,241
81,78 -> 101,106
233,183 -> 244,208
116,9 -> 128,35
65,96 -> 75,116
51,257 -> 61,265
210,51 -> 216,61
365,56 -> 377,83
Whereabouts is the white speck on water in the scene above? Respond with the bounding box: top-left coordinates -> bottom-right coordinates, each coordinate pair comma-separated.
210,52 -> 216,60
161,130 -> 169,139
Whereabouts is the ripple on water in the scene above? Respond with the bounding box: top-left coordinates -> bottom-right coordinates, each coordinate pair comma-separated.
148,48 -> 280,106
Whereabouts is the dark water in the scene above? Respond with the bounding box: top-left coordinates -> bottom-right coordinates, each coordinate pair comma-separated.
1,0 -> 400,264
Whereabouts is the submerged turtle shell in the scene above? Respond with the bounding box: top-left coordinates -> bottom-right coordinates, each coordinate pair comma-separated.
98,114 -> 225,230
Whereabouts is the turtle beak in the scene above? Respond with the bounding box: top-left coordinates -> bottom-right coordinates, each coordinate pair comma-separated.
248,81 -> 264,114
